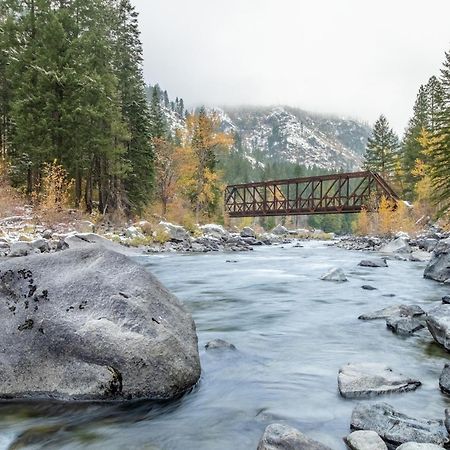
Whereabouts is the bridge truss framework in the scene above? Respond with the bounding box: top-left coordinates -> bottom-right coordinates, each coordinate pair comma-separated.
224,171 -> 399,218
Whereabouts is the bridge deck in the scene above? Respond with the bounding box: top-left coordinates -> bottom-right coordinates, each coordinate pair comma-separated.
224,171 -> 398,218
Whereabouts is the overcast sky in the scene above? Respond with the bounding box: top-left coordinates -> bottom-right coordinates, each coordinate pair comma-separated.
131,0 -> 450,134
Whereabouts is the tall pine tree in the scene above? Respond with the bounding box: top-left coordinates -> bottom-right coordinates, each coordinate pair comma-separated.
364,115 -> 399,178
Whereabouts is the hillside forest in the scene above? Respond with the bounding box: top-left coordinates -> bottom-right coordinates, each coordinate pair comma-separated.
0,1 -> 449,235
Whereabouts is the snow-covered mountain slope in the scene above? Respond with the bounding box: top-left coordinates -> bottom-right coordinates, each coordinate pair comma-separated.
218,106 -> 369,172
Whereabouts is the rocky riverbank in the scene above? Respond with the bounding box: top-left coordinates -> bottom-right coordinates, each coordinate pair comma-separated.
0,215 -> 335,257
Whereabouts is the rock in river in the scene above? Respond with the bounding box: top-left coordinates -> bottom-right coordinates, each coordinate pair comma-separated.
0,246 -> 201,401
350,403 -> 449,448
338,363 -> 421,398
257,423 -> 331,450
439,364 -> 450,394
345,430 -> 387,450
386,316 -> 425,336
358,304 -> 425,321
426,304 -> 450,351
320,267 -> 348,282
362,285 -> 377,291
205,339 -> 236,351
358,259 -> 388,268
424,238 -> 450,283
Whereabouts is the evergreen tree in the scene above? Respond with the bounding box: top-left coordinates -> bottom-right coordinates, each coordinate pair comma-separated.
112,0 -> 153,213
364,115 -> 399,178
149,84 -> 167,139
426,76 -> 444,132
1,0 -> 153,215
428,50 -> 450,214
401,86 -> 429,199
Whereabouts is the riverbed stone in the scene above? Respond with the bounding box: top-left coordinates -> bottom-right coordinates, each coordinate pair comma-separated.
200,224 -> 229,241
362,285 -> 377,291
397,442 -> 442,450
424,239 -> 450,283
0,246 -> 201,401
345,430 -> 387,450
350,403 -> 448,448
257,423 -> 331,450
159,222 -> 190,242
272,224 -> 289,236
8,241 -> 34,257
205,339 -> 236,351
439,364 -> 450,394
358,305 -> 425,321
397,444 -> 444,450
338,363 -> 421,398
386,316 -> 425,335
240,227 -> 256,238
358,259 -> 388,268
380,237 -> 411,254
320,267 -> 348,282
426,304 -> 450,351
443,296 -> 450,304
410,251 -> 432,263
31,238 -> 50,253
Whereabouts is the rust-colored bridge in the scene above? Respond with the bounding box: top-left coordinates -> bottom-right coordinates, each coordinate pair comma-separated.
224,171 -> 399,218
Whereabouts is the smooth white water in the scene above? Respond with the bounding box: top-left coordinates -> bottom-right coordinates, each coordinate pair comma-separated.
0,241 -> 449,449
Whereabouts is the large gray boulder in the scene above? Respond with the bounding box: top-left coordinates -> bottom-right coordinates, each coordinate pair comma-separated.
424,238 -> 450,283
338,363 -> 421,398
358,305 -> 425,321
0,246 -> 201,401
159,221 -> 190,242
426,304 -> 450,351
350,403 -> 449,448
257,423 -> 331,450
380,237 -> 411,254
439,364 -> 450,394
200,224 -> 230,241
345,430 -> 387,450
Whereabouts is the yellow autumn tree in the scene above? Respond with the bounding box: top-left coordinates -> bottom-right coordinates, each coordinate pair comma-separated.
184,108 -> 233,222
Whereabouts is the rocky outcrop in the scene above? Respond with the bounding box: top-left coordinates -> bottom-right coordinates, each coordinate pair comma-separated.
350,403 -> 448,448
257,424 -> 331,450
424,238 -> 450,283
358,305 -> 425,321
0,246 -> 201,401
439,364 -> 450,394
426,304 -> 450,351
345,430 -> 387,450
338,363 -> 421,398
320,267 -> 348,282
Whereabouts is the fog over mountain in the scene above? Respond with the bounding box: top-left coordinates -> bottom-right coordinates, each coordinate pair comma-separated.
132,0 -> 450,134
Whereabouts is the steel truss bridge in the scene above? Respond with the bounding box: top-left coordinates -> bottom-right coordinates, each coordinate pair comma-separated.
224,171 -> 399,218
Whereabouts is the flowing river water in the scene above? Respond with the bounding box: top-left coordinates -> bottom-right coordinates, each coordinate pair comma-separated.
0,241 -> 449,449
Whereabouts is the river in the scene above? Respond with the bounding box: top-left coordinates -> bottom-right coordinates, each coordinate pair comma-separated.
0,241 -> 449,449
